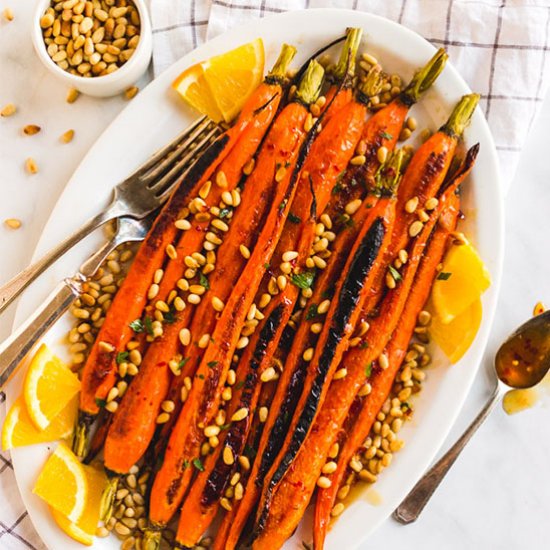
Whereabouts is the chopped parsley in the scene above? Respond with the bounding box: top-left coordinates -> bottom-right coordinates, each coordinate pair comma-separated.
365,362 -> 373,377
288,212 -> 301,224
183,459 -> 190,469
207,361 -> 218,369
196,374 -> 205,380
219,207 -> 231,219
235,380 -> 245,390
388,265 -> 402,282
129,319 -> 144,333
380,131 -> 393,140
179,357 -> 190,369
306,304 -> 319,320
278,199 -> 288,212
192,458 -> 205,472
144,316 -> 154,336
199,272 -> 210,289
95,398 -> 106,408
291,271 -> 315,290
332,182 -> 344,195
116,351 -> 129,364
437,271 -> 452,281
359,340 -> 369,350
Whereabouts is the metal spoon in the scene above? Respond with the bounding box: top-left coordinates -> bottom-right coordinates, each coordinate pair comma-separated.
394,310 -> 550,524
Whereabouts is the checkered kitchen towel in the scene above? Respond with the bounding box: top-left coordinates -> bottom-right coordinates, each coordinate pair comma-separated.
1,1 -> 549,548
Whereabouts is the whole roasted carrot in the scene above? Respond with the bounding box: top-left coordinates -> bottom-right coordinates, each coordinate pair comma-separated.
141,60 -> 326,549
73,49 -> 294,458
313,146 -> 478,549
253,145 -> 479,549
100,46 -> 296,490
172,48 -> 380,550
252,154 -> 405,539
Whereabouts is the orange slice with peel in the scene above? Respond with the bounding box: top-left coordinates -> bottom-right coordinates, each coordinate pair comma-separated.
172,38 -> 264,123
23,344 -> 81,430
50,464 -> 107,546
1,395 -> 77,451
33,442 -> 87,523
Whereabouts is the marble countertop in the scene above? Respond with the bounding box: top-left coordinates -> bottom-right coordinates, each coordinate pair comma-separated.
1,2 -> 549,549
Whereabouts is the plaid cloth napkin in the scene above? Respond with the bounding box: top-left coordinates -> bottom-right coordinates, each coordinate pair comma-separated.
1,1 -> 549,548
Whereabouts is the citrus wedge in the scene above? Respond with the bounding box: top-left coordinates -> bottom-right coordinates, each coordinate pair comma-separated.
430,298 -> 482,364
431,240 -> 491,324
50,464 -> 107,545
2,395 -> 77,451
33,442 -> 87,523
172,38 -> 264,123
23,344 -> 81,430
172,62 -> 224,123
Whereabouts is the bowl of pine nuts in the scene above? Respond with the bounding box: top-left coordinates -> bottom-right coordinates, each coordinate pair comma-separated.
32,0 -> 152,97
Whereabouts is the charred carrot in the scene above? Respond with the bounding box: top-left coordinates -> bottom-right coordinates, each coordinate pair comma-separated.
73,49 -> 295,459
252,155 -> 405,539
141,60 -> 325,549
218,132 -> 403,550
254,146 -> 479,550
172,44 -> 378,550
313,147 -> 478,549
324,48 -> 448,220
101,44 -> 295,473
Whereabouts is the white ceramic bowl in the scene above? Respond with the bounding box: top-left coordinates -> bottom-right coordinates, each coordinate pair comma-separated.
31,0 -> 152,97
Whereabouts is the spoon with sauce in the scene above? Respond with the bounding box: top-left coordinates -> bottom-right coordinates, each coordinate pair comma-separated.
393,310 -> 550,524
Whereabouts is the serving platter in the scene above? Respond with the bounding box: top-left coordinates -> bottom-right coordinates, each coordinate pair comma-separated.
7,8 -> 504,550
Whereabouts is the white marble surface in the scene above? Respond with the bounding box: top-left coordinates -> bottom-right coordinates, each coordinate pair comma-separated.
1,2 -> 550,549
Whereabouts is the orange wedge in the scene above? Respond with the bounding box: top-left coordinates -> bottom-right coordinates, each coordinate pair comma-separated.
34,442 -> 87,523
431,240 -> 491,325
173,62 -> 224,123
23,344 -> 81,430
173,38 -> 265,123
430,298 -> 483,364
1,395 -> 77,451
50,464 -> 107,545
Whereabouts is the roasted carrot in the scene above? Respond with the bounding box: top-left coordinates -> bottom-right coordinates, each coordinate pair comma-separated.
219,156 -> 403,550
252,155 -> 405,539
73,49 -> 295,459
142,60 -> 326,549
172,42 -> 378,550
324,48 -> 448,221
313,146 -> 478,549
101,46 -> 296,488
253,145 -> 479,549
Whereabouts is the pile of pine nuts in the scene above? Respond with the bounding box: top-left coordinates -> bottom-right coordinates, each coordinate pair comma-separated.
39,0 -> 141,78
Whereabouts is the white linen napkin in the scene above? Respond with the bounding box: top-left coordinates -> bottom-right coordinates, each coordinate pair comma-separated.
150,0 -> 550,193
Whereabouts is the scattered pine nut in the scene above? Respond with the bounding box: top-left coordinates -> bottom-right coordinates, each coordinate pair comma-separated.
124,86 -> 139,100
66,88 -> 80,104
25,158 -> 38,174
1,103 -> 16,117
60,129 -> 75,143
4,218 -> 21,229
3,7 -> 14,21
23,124 -> 41,136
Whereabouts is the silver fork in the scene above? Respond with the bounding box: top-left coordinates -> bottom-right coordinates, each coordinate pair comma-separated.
0,116 -> 221,314
0,216 -> 155,389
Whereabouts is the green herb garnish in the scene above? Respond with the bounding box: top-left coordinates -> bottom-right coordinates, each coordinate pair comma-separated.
437,271 -> 452,281
192,458 -> 205,471
291,271 -> 315,290
116,351 -> 129,364
388,265 -> 402,282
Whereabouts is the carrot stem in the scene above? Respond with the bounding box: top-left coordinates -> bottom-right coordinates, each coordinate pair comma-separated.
441,93 -> 480,137
401,48 -> 449,104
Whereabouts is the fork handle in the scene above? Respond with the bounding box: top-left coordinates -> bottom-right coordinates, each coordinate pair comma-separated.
0,278 -> 83,390
0,210 -> 113,315
393,383 -> 505,524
